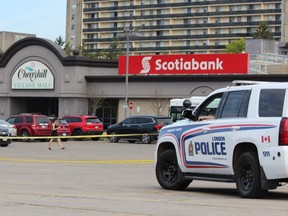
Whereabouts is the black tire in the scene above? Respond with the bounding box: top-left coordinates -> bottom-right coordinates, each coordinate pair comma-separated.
0,144 -> 9,147
91,137 -> 100,141
128,140 -> 136,143
39,139 -> 49,142
109,131 -> 119,143
142,133 -> 152,144
235,151 -> 265,198
156,149 -> 191,190
73,129 -> 83,141
20,130 -> 30,142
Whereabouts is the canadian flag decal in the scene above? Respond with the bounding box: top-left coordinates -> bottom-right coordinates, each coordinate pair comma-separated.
261,135 -> 271,143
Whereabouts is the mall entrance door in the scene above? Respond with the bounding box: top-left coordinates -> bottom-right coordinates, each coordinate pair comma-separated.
96,99 -> 118,129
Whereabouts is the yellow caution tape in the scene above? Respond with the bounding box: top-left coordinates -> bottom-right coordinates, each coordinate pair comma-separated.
0,133 -> 159,140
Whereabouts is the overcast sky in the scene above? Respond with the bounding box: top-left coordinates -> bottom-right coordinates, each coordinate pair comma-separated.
0,0 -> 66,41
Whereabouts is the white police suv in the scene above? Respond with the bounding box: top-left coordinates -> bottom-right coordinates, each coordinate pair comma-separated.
155,81 -> 288,198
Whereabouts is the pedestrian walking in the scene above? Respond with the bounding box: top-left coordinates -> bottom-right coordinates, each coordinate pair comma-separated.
48,117 -> 65,150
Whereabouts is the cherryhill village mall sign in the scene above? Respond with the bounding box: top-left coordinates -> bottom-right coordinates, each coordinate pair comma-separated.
11,61 -> 54,89
118,53 -> 249,75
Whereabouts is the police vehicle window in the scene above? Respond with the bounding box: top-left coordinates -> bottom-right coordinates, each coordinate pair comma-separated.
220,91 -> 249,118
238,90 -> 251,117
259,89 -> 285,117
198,94 -> 223,119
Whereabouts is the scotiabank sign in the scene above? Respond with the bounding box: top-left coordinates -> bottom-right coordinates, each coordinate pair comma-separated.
118,53 -> 249,75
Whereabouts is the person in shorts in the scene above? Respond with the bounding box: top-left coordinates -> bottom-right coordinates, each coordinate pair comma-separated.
48,117 -> 65,150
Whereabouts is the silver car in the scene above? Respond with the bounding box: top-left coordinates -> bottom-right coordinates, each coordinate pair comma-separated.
0,119 -> 17,136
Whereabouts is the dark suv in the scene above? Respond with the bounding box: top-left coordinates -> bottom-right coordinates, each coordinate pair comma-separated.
107,115 -> 172,144
6,113 -> 51,141
61,115 -> 104,141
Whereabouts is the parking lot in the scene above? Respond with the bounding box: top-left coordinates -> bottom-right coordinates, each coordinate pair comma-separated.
1,139 -> 288,216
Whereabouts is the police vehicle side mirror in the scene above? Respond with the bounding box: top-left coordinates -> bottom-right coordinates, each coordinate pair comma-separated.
182,109 -> 193,119
183,99 -> 192,108
182,99 -> 198,121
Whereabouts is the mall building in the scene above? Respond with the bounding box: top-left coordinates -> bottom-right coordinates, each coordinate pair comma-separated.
0,37 -> 288,128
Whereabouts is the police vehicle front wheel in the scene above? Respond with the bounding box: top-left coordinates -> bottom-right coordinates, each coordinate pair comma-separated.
156,149 -> 191,190
235,151 -> 266,198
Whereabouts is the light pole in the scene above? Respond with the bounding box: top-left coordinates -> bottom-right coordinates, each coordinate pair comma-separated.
117,27 -> 139,118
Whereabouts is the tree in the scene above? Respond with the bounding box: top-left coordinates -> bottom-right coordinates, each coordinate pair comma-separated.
253,21 -> 273,40
225,38 -> 245,53
106,37 -> 124,59
55,35 -> 65,47
88,87 -> 106,116
150,85 -> 169,116
54,36 -> 74,56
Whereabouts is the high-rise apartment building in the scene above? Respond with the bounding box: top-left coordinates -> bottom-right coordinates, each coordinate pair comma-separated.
66,0 -> 83,50
66,0 -> 288,55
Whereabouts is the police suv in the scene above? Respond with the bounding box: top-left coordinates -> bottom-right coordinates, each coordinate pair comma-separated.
155,81 -> 288,198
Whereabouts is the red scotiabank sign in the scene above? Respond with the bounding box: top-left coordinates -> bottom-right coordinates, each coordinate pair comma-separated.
118,53 -> 249,75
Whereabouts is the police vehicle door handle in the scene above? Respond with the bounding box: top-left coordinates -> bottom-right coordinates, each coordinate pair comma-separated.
231,126 -> 240,131
202,127 -> 211,133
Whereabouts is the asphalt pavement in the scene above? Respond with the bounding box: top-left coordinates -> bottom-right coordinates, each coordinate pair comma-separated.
1,139 -> 288,216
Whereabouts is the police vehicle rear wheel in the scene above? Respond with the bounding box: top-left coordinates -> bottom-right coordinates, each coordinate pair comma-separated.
156,149 -> 191,190
235,151 -> 265,198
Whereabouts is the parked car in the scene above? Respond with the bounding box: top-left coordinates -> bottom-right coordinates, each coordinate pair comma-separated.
0,127 -> 11,147
49,117 -> 71,141
107,115 -> 173,144
6,113 -> 51,141
0,119 -> 17,137
61,115 -> 104,141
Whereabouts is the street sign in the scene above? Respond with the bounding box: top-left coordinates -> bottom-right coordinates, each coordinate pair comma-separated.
129,101 -> 133,109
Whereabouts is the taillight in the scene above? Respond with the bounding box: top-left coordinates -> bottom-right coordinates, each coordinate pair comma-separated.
279,118 -> 288,145
154,124 -> 163,131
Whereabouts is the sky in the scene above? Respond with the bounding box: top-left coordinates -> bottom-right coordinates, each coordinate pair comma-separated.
0,0 -> 66,41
